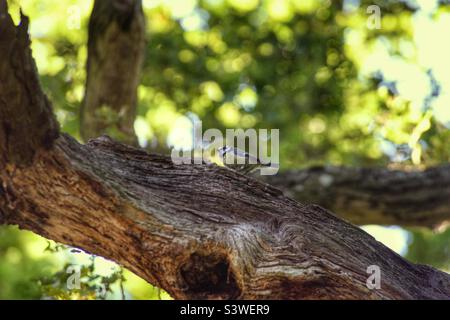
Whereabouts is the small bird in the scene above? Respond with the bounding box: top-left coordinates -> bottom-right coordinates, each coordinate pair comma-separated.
218,146 -> 273,174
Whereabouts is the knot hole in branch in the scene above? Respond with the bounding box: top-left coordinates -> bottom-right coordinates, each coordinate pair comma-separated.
179,251 -> 241,299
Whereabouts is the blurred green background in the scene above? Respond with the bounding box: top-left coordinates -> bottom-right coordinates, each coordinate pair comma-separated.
1,0 -> 449,299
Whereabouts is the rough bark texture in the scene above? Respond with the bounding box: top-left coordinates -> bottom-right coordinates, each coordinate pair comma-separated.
262,166 -> 450,228
1,6 -> 450,300
80,0 -> 145,145
0,7 -> 59,166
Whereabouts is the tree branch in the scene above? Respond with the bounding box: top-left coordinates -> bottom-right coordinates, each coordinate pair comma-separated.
2,134 -> 450,299
262,166 -> 450,228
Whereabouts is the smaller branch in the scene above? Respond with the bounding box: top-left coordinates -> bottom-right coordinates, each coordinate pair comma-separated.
262,165 -> 450,227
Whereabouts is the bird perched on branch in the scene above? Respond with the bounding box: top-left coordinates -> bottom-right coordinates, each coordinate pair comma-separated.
218,146 -> 274,174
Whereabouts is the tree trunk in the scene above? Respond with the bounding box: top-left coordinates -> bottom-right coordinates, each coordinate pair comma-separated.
80,0 -> 145,145
262,165 -> 450,228
1,6 -> 449,300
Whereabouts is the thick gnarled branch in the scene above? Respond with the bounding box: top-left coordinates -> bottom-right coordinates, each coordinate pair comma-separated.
1,134 -> 450,299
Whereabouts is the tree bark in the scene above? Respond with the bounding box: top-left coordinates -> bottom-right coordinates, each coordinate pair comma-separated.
80,0 -> 145,145
1,6 -> 450,300
262,165 -> 450,228
0,7 -> 59,166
